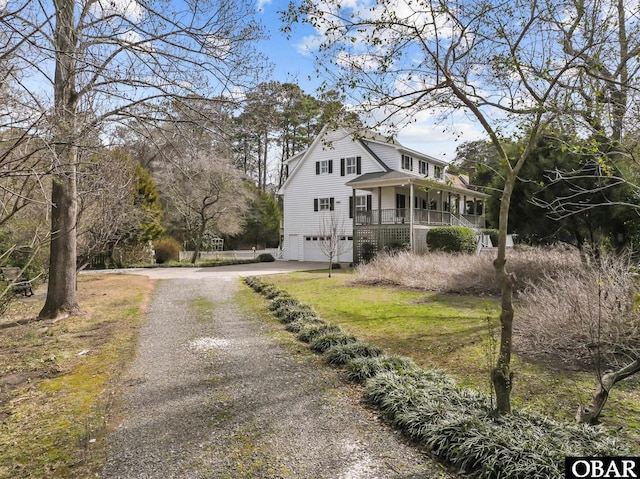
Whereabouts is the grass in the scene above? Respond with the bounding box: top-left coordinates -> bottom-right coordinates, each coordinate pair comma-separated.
265,269 -> 640,448
0,274 -> 153,478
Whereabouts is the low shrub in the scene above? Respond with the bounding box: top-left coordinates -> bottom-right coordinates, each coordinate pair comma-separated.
274,305 -> 317,324
481,228 -> 499,247
365,370 -> 627,478
268,295 -> 297,311
297,323 -> 341,343
262,286 -> 285,299
153,238 -> 181,264
361,242 -> 377,263
344,355 -> 419,383
309,331 -> 357,353
426,226 -> 477,254
245,274 -> 629,478
285,317 -> 326,333
258,253 -> 275,262
325,341 -> 383,366
243,276 -> 262,291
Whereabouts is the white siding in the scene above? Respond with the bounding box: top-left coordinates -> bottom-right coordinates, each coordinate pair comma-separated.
280,129 -> 385,261
363,141 -> 400,170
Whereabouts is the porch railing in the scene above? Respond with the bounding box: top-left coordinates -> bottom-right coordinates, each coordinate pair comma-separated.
355,209 -> 484,228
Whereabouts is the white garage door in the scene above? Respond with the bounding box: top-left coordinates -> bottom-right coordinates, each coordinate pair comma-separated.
303,236 -> 353,263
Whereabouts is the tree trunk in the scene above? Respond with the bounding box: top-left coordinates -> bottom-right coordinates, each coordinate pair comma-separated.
39,170 -> 80,319
39,0 -> 80,320
576,358 -> 640,424
492,170 -> 517,414
191,221 -> 207,264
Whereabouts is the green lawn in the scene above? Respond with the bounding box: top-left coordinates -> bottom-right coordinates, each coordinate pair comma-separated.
263,269 -> 640,447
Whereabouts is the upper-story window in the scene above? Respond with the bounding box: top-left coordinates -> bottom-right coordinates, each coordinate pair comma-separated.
419,160 -> 428,176
434,165 -> 443,179
401,154 -> 413,171
315,160 -> 333,175
341,156 -> 361,176
346,157 -> 357,174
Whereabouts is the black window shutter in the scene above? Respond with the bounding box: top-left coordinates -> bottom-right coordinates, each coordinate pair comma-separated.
285,164 -> 289,178
330,197 -> 335,211
356,156 -> 362,174
396,194 -> 400,209
329,160 -> 333,174
366,195 -> 372,211
314,198 -> 318,211
349,196 -> 353,218
341,158 -> 345,176
315,162 -> 320,175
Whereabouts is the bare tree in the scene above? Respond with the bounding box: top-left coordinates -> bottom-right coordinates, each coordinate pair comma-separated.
76,148 -> 148,269
0,0 -> 266,319
159,152 -> 249,264
317,211 -> 351,278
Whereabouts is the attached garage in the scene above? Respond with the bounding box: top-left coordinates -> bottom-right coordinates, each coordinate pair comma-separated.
302,236 -> 353,263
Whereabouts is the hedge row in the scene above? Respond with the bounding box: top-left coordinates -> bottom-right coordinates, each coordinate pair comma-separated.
243,276 -> 629,478
426,226 -> 477,254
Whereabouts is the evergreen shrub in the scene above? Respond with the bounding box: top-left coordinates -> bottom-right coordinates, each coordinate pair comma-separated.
309,331 -> 357,353
324,341 -> 383,366
426,226 -> 477,254
153,238 -> 181,264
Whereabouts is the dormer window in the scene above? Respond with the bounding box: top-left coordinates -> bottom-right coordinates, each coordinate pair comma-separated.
401,154 -> 413,171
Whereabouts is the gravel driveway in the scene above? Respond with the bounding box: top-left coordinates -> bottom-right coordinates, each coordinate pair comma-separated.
101,276 -> 454,478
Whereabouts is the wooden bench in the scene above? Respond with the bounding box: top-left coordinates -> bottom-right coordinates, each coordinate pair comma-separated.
1,267 -> 34,297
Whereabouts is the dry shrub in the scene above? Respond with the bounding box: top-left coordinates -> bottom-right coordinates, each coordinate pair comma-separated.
354,246 -> 582,296
516,254 -> 640,370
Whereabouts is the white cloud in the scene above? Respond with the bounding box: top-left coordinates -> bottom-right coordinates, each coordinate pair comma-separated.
256,0 -> 272,12
296,34 -> 325,56
396,112 -> 487,161
91,0 -> 146,22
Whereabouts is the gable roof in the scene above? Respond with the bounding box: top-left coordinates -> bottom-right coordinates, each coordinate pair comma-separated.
278,126 -> 390,194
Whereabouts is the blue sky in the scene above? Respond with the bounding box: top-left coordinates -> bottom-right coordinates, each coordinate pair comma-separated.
254,1 -> 486,163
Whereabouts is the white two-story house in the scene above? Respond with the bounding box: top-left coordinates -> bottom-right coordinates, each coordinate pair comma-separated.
278,127 -> 489,263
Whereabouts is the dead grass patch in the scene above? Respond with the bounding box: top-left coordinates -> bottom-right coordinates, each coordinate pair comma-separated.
354,247 -> 582,295
0,274 -> 153,479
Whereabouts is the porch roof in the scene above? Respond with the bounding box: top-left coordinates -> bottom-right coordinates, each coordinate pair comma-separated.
345,171 -> 490,199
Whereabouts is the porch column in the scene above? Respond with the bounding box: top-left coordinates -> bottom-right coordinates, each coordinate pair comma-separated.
377,187 -> 382,250
426,189 -> 430,224
409,182 -> 414,251
352,188 -> 357,259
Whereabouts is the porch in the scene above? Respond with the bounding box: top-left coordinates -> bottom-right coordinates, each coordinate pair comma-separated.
354,209 -> 485,228
346,170 -> 489,263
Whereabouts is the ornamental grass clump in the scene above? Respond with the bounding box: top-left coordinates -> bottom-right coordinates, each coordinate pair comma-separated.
324,341 -> 384,366
344,355 -> 419,383
276,306 -> 318,324
365,370 -> 628,478
243,276 -> 262,291
297,323 -> 342,343
285,317 -> 326,333
268,295 -> 297,311
262,286 -> 285,299
309,331 -> 358,353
